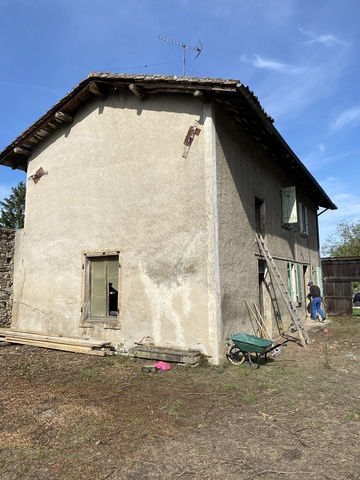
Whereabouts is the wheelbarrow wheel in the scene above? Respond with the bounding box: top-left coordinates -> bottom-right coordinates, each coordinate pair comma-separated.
227,345 -> 246,365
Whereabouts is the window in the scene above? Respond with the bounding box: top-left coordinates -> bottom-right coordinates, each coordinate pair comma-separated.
312,265 -> 323,293
287,262 -> 303,305
281,186 -> 297,225
83,253 -> 120,322
255,197 -> 266,235
299,202 -> 309,235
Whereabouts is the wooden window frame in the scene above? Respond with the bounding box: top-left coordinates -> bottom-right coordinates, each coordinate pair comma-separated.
287,262 -> 303,306
81,251 -> 121,328
299,202 -> 309,236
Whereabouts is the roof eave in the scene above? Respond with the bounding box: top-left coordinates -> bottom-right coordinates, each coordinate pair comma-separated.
0,73 -> 337,210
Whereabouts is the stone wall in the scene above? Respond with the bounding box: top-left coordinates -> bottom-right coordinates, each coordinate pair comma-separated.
0,227 -> 15,327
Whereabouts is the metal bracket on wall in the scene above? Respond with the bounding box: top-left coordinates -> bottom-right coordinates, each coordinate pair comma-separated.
182,120 -> 201,159
28,167 -> 48,184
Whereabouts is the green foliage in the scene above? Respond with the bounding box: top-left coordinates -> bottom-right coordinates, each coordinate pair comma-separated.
345,412 -> 359,422
322,220 -> 360,257
242,390 -> 258,403
0,181 -> 26,229
322,342 -> 332,370
79,368 -> 100,381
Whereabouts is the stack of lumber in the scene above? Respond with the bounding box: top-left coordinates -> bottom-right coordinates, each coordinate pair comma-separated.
0,329 -> 114,356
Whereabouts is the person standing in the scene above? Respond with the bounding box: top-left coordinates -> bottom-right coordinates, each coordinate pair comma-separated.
308,281 -> 326,321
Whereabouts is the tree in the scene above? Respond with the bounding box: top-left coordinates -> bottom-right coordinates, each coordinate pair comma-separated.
322,220 -> 360,257
0,181 -> 26,229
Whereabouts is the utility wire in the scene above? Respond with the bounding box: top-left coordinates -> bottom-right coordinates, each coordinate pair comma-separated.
101,59 -> 181,72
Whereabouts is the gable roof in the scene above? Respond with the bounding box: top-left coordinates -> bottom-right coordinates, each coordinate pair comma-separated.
0,72 -> 336,210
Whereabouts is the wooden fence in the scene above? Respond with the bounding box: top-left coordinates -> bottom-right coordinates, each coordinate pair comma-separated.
321,257 -> 360,315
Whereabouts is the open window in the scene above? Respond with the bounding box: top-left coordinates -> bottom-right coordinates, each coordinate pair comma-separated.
299,202 -> 309,236
312,265 -> 323,293
287,262 -> 303,306
255,197 -> 266,236
83,253 -> 121,324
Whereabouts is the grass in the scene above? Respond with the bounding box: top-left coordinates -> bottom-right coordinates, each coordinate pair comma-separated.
322,341 -> 332,369
79,368 -> 100,381
1,315 -> 359,480
242,390 -> 258,403
345,412 -> 359,422
160,399 -> 186,419
18,363 -> 33,377
326,315 -> 359,339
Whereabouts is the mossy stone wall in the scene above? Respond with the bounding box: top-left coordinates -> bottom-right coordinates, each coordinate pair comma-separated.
0,228 -> 15,327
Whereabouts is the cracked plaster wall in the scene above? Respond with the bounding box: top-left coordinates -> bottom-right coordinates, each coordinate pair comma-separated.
10,90 -> 221,361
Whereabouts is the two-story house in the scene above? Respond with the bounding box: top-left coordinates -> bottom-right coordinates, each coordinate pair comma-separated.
0,73 -> 336,363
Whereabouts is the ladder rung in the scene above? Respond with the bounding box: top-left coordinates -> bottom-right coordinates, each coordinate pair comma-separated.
255,233 -> 310,346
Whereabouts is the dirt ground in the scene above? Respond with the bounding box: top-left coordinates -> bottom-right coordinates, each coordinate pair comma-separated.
1,316 -> 359,480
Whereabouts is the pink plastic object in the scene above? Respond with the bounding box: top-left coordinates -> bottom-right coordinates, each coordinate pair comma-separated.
154,361 -> 171,371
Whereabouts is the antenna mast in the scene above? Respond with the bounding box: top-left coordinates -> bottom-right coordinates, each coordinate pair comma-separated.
159,37 -> 202,76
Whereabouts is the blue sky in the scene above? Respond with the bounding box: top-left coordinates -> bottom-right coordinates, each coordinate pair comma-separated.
1,0 -> 359,250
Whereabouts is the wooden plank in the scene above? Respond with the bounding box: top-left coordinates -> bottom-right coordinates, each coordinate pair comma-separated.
0,329 -> 111,348
14,146 -> 31,157
5,337 -> 107,356
55,111 -> 73,123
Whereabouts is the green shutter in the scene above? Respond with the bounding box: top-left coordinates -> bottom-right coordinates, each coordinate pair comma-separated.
288,262 -> 296,301
316,265 -> 323,294
296,264 -> 303,303
281,186 -> 298,224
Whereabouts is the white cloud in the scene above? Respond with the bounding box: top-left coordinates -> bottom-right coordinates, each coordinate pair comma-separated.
241,25 -> 351,121
245,42 -> 349,121
299,27 -> 350,48
241,54 -> 294,73
307,34 -> 346,47
330,107 -> 360,132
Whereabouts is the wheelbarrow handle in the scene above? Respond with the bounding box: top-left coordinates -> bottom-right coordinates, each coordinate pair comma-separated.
265,337 -> 296,354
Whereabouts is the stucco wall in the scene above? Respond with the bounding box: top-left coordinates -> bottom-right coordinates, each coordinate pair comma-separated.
11,90 -> 221,360
213,105 -> 321,342
0,227 -> 15,327
10,88 -> 324,363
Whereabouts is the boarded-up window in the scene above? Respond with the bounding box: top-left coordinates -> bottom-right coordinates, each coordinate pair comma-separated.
281,186 -> 297,224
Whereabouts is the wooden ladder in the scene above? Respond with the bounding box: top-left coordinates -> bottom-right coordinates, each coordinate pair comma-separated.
255,233 -> 310,347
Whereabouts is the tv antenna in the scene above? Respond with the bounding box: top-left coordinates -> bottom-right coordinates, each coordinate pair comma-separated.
159,37 -> 203,76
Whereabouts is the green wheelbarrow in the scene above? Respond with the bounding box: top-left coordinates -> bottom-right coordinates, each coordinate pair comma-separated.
226,333 -> 294,368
